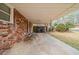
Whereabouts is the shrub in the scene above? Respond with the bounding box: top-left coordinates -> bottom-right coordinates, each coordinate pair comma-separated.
65,22 -> 74,30
54,22 -> 58,27
56,24 -> 66,32
55,22 -> 74,32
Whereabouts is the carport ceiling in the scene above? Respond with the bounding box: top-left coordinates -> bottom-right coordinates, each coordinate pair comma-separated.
11,3 -> 79,24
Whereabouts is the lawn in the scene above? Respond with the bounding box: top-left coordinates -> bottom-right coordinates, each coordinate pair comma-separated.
50,32 -> 79,50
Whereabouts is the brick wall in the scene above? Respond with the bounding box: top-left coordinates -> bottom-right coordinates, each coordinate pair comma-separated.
0,21 -> 12,37
0,21 -> 14,54
14,9 -> 33,41
14,9 -> 28,33
0,9 -> 33,54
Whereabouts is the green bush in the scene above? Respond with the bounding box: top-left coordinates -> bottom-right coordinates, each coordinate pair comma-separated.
55,22 -> 74,32
65,22 -> 74,30
56,24 -> 66,32
54,22 -> 58,26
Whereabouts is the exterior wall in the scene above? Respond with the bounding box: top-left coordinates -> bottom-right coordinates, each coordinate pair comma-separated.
14,9 -> 33,41
14,9 -> 28,33
0,4 -> 33,54
0,21 -> 12,36
0,3 -> 14,37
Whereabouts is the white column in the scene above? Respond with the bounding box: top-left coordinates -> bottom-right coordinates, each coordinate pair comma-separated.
5,3 -> 14,24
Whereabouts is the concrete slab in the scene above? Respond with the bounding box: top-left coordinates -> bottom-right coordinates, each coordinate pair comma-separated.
3,33 -> 79,55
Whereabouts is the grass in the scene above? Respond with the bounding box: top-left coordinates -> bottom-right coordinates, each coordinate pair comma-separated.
50,32 -> 79,50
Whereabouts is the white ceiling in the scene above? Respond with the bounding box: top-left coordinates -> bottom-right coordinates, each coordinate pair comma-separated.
11,3 -> 79,24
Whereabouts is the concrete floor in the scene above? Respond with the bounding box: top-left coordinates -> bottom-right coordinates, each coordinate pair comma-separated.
3,33 -> 79,55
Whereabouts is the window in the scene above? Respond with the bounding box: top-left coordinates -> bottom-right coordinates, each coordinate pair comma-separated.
0,3 -> 10,21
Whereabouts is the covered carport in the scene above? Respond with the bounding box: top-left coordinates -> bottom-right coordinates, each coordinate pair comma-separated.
1,3 -> 79,55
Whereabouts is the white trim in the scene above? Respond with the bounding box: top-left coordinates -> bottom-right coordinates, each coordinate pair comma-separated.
0,9 -> 10,15
5,3 -> 14,24
0,19 -> 10,23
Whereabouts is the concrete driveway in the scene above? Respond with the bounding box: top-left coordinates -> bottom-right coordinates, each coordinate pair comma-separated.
3,33 -> 79,55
